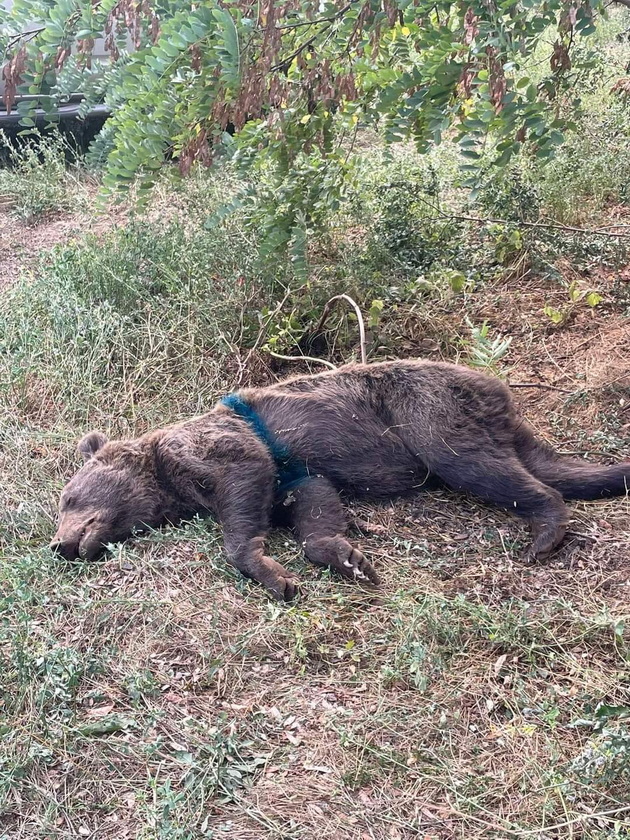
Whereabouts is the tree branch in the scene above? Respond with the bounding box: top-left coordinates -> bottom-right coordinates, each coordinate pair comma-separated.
426,206 -> 630,239
270,1 -> 357,72
271,6 -> 357,31
2,26 -> 45,59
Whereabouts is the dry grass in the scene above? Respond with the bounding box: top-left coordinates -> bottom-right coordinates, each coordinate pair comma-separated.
2,491 -> 628,838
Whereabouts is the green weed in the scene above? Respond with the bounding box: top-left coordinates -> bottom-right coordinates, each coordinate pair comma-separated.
0,130 -> 87,223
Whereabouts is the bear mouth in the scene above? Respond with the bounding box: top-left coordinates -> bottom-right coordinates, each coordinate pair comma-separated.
77,517 -> 101,560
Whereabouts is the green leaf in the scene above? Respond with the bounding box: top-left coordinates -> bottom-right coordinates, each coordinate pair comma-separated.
368,299 -> 384,328
594,704 -> 630,721
446,271 -> 466,292
543,305 -> 564,324
77,715 -> 136,737
169,32 -> 189,50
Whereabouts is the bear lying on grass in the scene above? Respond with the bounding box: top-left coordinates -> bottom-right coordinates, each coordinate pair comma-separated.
51,359 -> 630,600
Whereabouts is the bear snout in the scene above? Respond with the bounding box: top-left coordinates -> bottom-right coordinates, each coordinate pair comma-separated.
49,537 -> 81,561
50,515 -> 97,561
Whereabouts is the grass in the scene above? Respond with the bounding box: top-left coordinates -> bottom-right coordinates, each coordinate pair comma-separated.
0,131 -> 90,224
1,506 -> 629,837
1,30 -> 630,838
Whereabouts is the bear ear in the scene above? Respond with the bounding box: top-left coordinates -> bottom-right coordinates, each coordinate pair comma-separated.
78,431 -> 108,461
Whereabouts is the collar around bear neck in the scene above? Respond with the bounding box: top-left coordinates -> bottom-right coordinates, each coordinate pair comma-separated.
220,393 -> 309,495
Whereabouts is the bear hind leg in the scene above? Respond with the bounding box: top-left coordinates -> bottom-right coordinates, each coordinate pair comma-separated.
424,452 -> 569,559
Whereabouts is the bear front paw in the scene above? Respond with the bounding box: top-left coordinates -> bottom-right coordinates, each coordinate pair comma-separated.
259,557 -> 300,602
306,536 -> 381,586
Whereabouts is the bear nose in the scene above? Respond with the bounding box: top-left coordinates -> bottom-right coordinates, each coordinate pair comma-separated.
49,539 -> 80,561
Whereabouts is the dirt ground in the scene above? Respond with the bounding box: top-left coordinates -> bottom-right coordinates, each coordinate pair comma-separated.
0,198 -> 122,287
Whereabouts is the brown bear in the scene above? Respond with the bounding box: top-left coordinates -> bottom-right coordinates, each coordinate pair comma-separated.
50,359 -> 629,600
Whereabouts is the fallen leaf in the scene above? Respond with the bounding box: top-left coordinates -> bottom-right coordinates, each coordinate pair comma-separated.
494,654 -> 508,676
77,714 -> 135,737
303,763 -> 332,773
87,703 -> 115,718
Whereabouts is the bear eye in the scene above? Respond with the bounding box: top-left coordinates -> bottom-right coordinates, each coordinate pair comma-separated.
63,495 -> 76,511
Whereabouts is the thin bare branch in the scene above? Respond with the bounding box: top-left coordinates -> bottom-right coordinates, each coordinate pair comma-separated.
270,1 -> 357,72
266,349 -> 337,369
315,293 -> 367,365
436,209 -> 630,238
1,26 -> 45,65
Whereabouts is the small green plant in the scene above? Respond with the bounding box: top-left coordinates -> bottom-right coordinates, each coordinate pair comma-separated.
368,299 -> 384,329
125,669 -> 159,703
0,131 -> 85,223
487,223 -> 525,266
262,311 -> 306,355
568,704 -> 630,787
464,318 -> 512,373
414,267 -> 471,299
137,720 -> 268,838
543,279 -> 603,325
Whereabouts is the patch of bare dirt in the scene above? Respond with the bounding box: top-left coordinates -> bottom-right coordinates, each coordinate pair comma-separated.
0,197 -> 125,288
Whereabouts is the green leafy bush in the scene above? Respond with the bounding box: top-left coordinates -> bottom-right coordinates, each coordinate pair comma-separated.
474,165 -> 541,223
346,149 -> 466,279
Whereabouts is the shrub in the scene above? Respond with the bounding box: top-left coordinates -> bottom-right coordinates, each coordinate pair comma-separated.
0,131 -> 86,223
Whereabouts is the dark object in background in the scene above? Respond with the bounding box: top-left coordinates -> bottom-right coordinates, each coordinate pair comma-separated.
0,97 -> 110,164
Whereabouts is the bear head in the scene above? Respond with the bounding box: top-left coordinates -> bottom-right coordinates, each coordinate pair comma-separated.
50,431 -> 164,562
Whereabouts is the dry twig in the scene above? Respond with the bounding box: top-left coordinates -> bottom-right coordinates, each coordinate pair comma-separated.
266,349 -> 337,369
315,293 -> 367,364
508,382 -> 574,394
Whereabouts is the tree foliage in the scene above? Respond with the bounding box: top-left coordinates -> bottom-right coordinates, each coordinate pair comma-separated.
0,0 -> 622,255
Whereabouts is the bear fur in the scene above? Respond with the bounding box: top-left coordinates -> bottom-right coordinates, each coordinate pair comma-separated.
50,359 -> 630,600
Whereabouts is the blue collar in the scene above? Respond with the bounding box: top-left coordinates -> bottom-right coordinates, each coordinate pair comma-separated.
220,393 -> 309,494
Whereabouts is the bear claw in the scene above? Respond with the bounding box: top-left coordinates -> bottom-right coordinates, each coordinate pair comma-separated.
258,557 -> 299,601
307,537 -> 381,586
